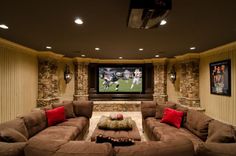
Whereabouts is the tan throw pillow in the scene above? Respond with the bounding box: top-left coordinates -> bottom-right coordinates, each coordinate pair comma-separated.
98,116 -> 133,130
52,101 -> 75,118
206,120 -> 236,143
0,128 -> 27,142
155,103 -> 176,119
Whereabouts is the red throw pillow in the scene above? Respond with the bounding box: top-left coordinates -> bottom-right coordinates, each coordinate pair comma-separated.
46,106 -> 66,126
160,108 -> 184,128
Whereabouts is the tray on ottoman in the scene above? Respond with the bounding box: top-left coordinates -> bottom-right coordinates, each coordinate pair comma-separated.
91,118 -> 141,142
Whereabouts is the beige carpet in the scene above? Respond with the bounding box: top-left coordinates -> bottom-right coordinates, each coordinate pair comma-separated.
85,111 -> 148,141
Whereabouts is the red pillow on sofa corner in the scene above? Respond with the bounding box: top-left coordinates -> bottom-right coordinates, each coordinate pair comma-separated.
160,108 -> 184,128
46,106 -> 66,126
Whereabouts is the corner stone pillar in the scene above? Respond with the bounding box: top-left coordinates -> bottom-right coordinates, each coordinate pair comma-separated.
37,57 -> 60,107
73,62 -> 89,101
178,59 -> 200,107
153,61 -> 168,104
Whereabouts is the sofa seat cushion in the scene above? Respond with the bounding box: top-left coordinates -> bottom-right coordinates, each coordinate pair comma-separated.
207,120 -> 236,143
184,110 -> 213,141
0,142 -> 26,156
30,126 -> 78,141
57,117 -> 89,132
114,137 -> 194,156
151,123 -> 204,151
55,141 -> 113,156
24,138 -> 67,156
196,142 -> 236,156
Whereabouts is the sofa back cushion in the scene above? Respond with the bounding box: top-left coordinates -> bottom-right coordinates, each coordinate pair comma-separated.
46,106 -> 66,126
155,103 -> 176,119
0,118 -> 28,139
73,101 -> 93,118
184,110 -> 213,141
141,101 -> 156,119
206,120 -> 236,143
176,104 -> 189,126
20,110 -> 47,138
52,101 -> 75,118
0,128 -> 27,142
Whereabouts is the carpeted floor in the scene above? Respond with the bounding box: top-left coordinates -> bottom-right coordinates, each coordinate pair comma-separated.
85,111 -> 148,141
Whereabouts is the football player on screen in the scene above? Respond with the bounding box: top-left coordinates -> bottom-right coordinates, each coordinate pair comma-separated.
130,68 -> 142,89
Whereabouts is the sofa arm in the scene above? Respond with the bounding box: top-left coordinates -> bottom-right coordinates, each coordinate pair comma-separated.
196,142 -> 236,156
73,101 -> 93,118
0,142 -> 26,156
141,101 -> 156,119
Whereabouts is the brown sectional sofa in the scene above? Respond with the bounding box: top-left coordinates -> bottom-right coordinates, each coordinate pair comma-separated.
1,99 -> 235,156
141,101 -> 236,156
0,99 -> 197,156
0,101 -> 113,156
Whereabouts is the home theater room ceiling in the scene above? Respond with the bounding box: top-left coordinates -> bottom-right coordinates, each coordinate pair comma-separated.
0,0 -> 236,59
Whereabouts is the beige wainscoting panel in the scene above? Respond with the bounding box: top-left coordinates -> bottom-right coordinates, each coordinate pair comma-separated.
200,44 -> 236,125
0,45 -> 38,123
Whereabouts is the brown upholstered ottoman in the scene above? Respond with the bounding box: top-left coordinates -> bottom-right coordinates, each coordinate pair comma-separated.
91,120 -> 141,142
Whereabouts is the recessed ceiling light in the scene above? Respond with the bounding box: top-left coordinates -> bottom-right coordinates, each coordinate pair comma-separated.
95,47 -> 100,51
118,57 -> 123,59
0,24 -> 9,29
74,18 -> 83,25
155,55 -> 160,58
190,47 -> 196,50
81,54 -> 85,57
160,20 -> 167,26
139,48 -> 143,51
46,46 -> 52,49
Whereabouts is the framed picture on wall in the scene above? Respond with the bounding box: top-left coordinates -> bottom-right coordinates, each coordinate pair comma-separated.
209,59 -> 231,96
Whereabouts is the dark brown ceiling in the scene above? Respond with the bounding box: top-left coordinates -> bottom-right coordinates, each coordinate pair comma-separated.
0,0 -> 236,59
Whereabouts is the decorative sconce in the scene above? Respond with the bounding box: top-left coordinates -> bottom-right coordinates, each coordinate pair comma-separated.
64,64 -> 72,84
168,66 -> 176,83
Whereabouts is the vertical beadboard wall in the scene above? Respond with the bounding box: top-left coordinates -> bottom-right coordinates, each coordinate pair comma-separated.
0,41 -> 38,123
200,42 -> 236,125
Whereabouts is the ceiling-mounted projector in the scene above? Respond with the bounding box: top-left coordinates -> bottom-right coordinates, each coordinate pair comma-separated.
127,0 -> 172,29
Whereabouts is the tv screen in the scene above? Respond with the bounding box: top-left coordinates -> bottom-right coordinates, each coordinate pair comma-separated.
98,66 -> 144,93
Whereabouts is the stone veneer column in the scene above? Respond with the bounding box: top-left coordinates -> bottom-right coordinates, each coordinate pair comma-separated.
178,58 -> 200,107
153,61 -> 168,104
73,62 -> 88,100
37,57 -> 59,107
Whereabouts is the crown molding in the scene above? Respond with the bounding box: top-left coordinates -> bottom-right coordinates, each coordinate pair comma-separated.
0,37 -> 38,56
175,53 -> 200,62
37,51 -> 64,60
200,41 -> 236,57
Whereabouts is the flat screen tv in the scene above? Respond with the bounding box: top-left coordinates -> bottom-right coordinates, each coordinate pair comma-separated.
97,65 -> 144,93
